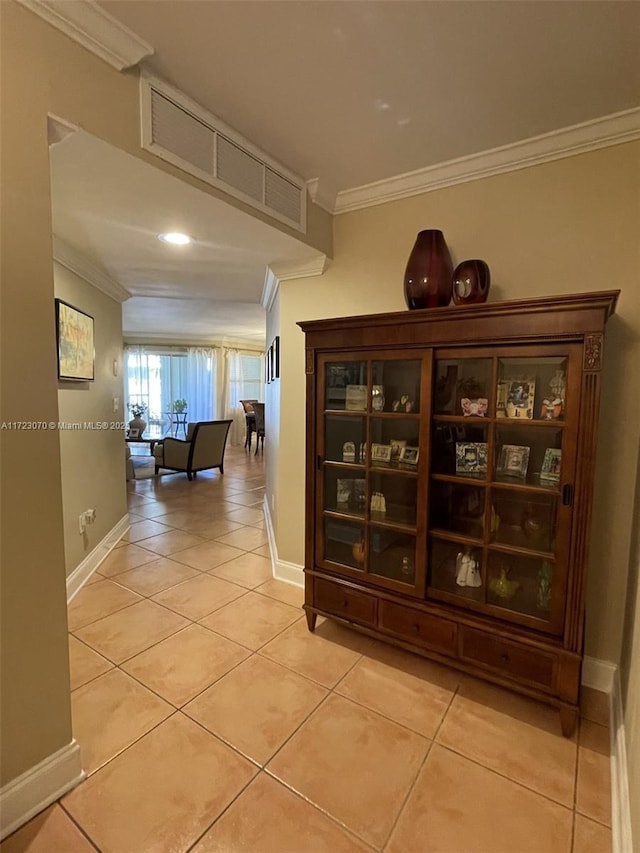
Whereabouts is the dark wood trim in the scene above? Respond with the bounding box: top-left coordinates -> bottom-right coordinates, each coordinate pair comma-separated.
299,292 -> 617,738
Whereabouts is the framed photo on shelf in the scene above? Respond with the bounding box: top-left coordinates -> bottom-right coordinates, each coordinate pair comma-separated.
345,384 -> 367,411
55,298 -> 95,381
371,443 -> 392,464
127,428 -> 140,440
455,442 -> 487,474
399,446 -> 419,465
540,448 -> 562,483
503,378 -> 535,419
498,444 -> 530,477
496,380 -> 509,417
390,439 -> 407,461
336,478 -> 366,510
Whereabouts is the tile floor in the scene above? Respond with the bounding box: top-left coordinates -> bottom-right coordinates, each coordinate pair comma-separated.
2,445 -> 612,852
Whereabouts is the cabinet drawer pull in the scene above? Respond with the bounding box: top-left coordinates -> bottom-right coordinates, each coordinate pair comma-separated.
501,653 -> 510,665
342,598 -> 349,609
412,623 -> 420,633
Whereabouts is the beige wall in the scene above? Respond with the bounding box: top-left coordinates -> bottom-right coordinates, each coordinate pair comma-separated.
275,140 -> 640,662
0,0 -> 329,790
0,2 -> 72,785
55,264 -> 127,576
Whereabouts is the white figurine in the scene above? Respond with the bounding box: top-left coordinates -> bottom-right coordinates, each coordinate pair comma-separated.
455,549 -> 482,588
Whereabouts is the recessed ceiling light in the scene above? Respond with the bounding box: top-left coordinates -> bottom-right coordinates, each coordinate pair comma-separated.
158,232 -> 192,245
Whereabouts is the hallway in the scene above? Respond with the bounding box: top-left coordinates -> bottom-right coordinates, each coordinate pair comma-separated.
2,445 -> 611,852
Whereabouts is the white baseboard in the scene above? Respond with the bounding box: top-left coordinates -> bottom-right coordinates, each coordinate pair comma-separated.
610,668 -> 633,853
262,497 -> 303,588
0,740 -> 85,841
66,513 -> 130,602
582,655 -> 617,693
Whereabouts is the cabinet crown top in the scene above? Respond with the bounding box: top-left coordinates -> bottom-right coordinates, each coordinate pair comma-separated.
297,290 -> 619,334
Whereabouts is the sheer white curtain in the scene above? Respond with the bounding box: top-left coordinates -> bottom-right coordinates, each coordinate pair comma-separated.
124,344 -> 151,416
124,345 -> 217,435
222,349 -> 265,445
186,347 -> 216,422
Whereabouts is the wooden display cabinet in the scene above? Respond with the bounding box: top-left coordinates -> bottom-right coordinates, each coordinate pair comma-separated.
298,291 -> 618,736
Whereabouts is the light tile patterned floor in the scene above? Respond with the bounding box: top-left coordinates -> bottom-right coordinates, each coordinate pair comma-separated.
1,445 -> 612,852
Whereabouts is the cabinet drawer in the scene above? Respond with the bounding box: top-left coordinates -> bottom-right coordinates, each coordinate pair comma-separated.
314,578 -> 377,627
379,600 -> 457,657
460,627 -> 556,691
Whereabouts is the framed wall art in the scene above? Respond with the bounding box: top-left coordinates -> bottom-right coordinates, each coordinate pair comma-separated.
55,298 -> 95,381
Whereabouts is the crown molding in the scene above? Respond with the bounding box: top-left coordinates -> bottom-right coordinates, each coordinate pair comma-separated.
306,178 -> 337,214
262,255 -> 329,313
335,108 -> 640,214
47,114 -> 78,147
53,238 -> 131,303
18,0 -> 154,70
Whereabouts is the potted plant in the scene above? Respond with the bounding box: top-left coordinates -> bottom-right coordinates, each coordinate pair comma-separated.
127,401 -> 148,434
171,399 -> 187,413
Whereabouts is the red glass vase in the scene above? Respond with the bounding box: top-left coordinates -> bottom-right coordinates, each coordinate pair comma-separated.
403,229 -> 453,309
452,259 -> 491,305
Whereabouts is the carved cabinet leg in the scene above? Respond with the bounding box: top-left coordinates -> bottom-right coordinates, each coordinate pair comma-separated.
559,705 -> 578,738
305,609 -> 317,632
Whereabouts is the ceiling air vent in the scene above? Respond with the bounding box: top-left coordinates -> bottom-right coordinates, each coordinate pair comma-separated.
141,76 -> 306,232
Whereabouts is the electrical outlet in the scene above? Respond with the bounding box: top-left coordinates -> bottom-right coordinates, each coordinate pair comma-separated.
113,396 -> 119,412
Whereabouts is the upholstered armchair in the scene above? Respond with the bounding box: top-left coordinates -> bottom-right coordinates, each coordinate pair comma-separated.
153,420 -> 232,480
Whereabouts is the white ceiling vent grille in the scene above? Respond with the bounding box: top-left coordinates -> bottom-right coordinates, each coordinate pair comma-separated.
151,90 -> 214,176
265,168 -> 302,225
217,135 -> 263,203
141,76 -> 306,232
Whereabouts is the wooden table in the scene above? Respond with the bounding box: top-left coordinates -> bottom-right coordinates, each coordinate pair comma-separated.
126,434 -> 161,455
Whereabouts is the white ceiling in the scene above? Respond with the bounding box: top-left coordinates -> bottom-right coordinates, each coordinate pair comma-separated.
49,131 -> 321,345
49,1 -> 640,342
100,0 -> 640,195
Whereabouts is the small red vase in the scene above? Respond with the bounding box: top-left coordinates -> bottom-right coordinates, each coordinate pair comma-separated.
452,259 -> 491,305
403,229 -> 453,309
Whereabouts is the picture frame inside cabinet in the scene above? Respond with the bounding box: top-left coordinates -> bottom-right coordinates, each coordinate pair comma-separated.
399,445 -> 419,465
371,443 -> 392,463
498,444 -> 530,478
540,448 -> 562,483
455,442 -> 487,474
501,377 -> 535,419
345,384 -> 367,410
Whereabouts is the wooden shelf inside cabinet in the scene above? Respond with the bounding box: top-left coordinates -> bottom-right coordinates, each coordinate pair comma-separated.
299,290 -> 619,738
430,529 -> 484,548
324,509 -> 366,523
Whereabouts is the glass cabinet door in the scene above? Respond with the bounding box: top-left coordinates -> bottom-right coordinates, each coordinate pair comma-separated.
427,346 -> 580,635
317,353 -> 428,595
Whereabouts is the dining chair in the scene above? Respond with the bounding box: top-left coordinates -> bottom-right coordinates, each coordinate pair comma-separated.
240,399 -> 259,450
252,402 -> 265,455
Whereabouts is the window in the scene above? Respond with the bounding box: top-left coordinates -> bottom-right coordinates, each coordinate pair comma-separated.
125,346 -> 216,435
228,352 -> 264,409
